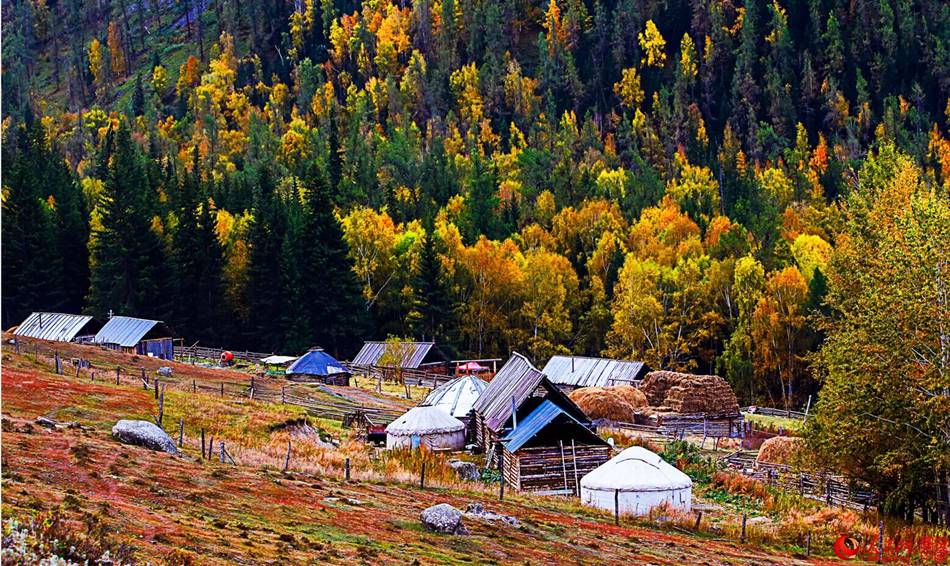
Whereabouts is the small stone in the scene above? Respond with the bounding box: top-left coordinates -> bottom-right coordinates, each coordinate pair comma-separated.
464,502 -> 521,528
35,416 -> 57,428
449,460 -> 480,481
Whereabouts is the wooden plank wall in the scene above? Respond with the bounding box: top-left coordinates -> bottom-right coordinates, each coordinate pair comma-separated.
504,445 -> 611,492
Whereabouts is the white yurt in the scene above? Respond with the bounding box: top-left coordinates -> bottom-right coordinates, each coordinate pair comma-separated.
422,375 -> 489,421
580,446 -> 692,516
385,406 -> 466,450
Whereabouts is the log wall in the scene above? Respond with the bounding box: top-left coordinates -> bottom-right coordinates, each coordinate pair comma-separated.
503,444 -> 610,492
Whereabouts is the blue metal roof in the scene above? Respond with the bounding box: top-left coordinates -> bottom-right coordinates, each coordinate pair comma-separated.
286,349 -> 349,376
502,399 -> 588,452
93,316 -> 163,347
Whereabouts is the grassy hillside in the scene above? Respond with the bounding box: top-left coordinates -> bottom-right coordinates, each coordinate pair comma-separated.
0,339 -> 827,565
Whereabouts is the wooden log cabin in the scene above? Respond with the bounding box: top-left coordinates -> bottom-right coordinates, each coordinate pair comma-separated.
472,352 -> 610,491
501,400 -> 610,493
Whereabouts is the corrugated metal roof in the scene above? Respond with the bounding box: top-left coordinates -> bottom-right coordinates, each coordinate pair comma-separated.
502,400 -> 566,452
542,356 -> 649,388
423,375 -> 489,418
472,352 -> 546,432
350,341 -> 435,369
502,399 -> 604,452
14,312 -> 94,342
93,316 -> 163,347
286,349 -> 348,376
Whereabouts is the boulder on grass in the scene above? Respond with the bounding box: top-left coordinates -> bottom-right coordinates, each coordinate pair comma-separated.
112,420 -> 177,454
449,460 -> 480,481
420,503 -> 468,535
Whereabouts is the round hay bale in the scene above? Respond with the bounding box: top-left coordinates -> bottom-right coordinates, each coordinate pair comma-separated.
757,436 -> 802,465
610,385 -> 648,409
569,386 -> 647,422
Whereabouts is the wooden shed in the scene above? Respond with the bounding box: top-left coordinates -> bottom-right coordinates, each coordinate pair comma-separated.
501,399 -> 610,493
92,316 -> 175,360
472,352 -> 606,481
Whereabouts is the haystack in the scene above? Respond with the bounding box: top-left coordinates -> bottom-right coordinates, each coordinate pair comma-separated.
756,436 -> 802,465
569,385 -> 648,422
640,371 -> 739,414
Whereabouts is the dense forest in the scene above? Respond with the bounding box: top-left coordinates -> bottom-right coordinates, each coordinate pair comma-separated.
2,0 -> 948,411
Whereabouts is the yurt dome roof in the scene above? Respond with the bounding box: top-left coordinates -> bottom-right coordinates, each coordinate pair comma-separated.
581,446 -> 692,492
385,406 -> 465,436
422,375 -> 488,418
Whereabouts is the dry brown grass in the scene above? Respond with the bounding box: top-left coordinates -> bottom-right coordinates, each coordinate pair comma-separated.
711,471 -> 770,499
756,436 -> 802,466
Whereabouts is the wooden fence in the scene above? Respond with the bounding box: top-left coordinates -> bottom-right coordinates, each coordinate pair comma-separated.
174,345 -> 276,365
718,450 -> 879,510
7,341 -> 404,426
346,364 -> 456,389
741,406 -> 808,419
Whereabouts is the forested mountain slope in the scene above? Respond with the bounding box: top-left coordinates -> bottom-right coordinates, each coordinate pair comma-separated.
3,0 -> 949,412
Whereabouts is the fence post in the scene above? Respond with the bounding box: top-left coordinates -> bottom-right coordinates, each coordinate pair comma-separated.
250,375 -> 255,398
54,351 -> 61,374
345,457 -> 350,481
878,520 -> 884,563
283,440 -> 291,472
178,418 -> 184,448
614,489 -> 620,525
220,442 -> 225,463
192,379 -> 196,393
740,514 -> 747,543
157,384 -> 165,428
154,378 -> 160,400
281,386 -> 286,404
116,366 -> 121,385
201,429 -> 206,458
220,383 -> 224,398
208,437 -> 213,459
694,511 -> 703,530
499,454 -> 505,501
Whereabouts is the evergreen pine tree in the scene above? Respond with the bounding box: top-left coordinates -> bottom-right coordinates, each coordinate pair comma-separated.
0,118 -> 67,326
244,167 -> 287,351
170,149 -> 225,343
87,123 -> 167,318
409,226 -> 457,354
462,151 -> 499,242
132,73 -> 145,116
296,166 -> 366,357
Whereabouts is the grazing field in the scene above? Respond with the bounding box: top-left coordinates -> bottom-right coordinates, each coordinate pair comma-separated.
1,343 -> 818,565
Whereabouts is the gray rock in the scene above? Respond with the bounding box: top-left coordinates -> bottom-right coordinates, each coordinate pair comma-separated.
464,503 -> 521,528
420,503 -> 468,535
157,367 -> 173,378
35,416 -> 57,428
112,420 -> 177,454
449,459 -> 480,481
